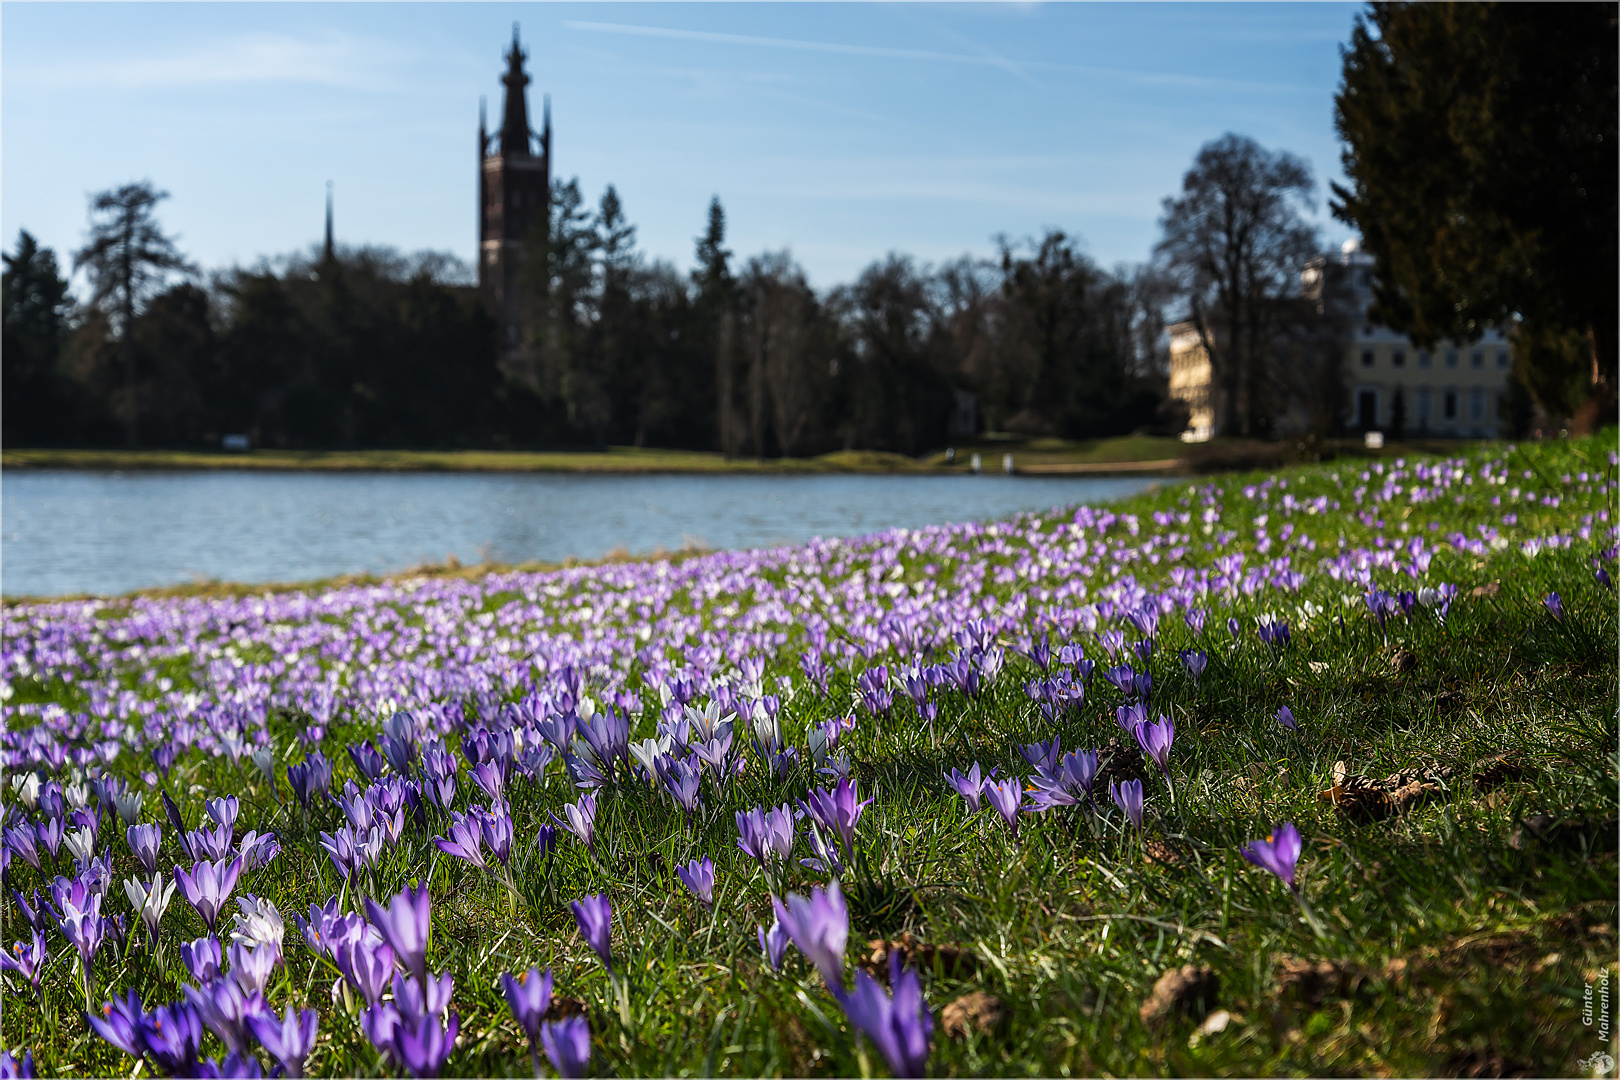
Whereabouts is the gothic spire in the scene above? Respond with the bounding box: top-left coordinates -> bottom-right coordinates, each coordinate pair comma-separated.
323,181 -> 334,264
499,23 -> 532,157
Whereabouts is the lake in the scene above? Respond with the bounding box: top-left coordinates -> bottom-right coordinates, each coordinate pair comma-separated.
0,470 -> 1164,598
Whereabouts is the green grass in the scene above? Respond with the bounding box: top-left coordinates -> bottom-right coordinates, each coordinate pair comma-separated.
2,434 -> 1616,1078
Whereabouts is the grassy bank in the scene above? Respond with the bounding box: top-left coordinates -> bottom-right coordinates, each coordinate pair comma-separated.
1,435 -> 1614,1077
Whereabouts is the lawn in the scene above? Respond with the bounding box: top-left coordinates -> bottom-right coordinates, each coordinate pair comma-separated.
1,434 -> 1614,1078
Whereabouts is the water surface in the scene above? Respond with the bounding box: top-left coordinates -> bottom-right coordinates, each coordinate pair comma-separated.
1,470 -> 1162,598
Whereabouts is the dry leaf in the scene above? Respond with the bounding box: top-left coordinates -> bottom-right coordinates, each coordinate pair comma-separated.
1139,964 -> 1219,1025
941,991 -> 1007,1039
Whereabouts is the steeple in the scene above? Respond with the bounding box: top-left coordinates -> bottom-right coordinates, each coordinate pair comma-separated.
499,23 -> 532,157
322,181 -> 334,263
542,92 -> 551,160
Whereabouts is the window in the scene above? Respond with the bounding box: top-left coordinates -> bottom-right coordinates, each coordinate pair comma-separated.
1470,388 -> 1485,421
1445,349 -> 1459,368
1361,349 -> 1375,368
1444,391 -> 1458,420
1416,387 -> 1433,424
1497,348 -> 1510,369
1418,350 -> 1432,368
1392,349 -> 1406,368
1471,349 -> 1484,369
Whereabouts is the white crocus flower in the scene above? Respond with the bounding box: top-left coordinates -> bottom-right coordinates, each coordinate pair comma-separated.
251,745 -> 276,783
124,872 -> 176,939
64,827 -> 96,862
10,772 -> 41,809
114,792 -> 143,828
231,895 -> 286,950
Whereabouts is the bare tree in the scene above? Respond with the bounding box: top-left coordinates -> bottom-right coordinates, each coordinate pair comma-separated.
1154,134 -> 1318,437
73,181 -> 194,446
740,252 -> 819,458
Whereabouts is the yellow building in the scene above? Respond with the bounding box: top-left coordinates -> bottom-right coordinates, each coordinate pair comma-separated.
1169,241 -> 1514,440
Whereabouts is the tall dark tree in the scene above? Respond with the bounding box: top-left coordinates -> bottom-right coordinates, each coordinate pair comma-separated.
72,182 -> 195,446
693,198 -> 736,454
1333,2 -> 1618,428
1154,134 -> 1319,437
2,231 -> 76,445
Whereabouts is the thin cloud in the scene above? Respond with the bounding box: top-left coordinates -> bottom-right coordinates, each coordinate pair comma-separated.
564,20 -> 1312,94
11,32 -> 411,92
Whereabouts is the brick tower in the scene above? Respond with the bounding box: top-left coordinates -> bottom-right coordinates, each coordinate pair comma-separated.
479,25 -> 550,353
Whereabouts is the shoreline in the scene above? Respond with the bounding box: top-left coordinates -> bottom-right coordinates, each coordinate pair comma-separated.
0,444 -> 1191,477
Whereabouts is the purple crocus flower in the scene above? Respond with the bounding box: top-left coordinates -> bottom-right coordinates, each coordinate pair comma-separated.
349,742 -> 387,783
757,919 -> 790,972
126,823 -> 163,876
984,778 -> 1023,840
479,802 -> 514,866
57,892 -> 104,1001
1133,715 -> 1175,781
1020,739 -> 1062,779
394,1011 -> 460,1079
660,757 -> 705,821
1116,701 -> 1149,735
570,893 -> 613,973
735,803 -> 796,865
1110,779 -> 1144,832
431,812 -> 486,869
1179,649 -> 1208,682
540,1015 -> 591,1080
286,753 -> 332,811
676,857 -> 716,908
182,935 -> 223,983
552,792 -> 597,850
1227,616 -> 1242,640
1241,821 -> 1303,890
945,763 -> 989,812
841,953 -> 933,1078
1276,705 -> 1299,731
500,965 -> 553,1048
0,930 -> 48,993
199,1051 -> 263,1079
798,778 -> 873,861
0,1050 -> 34,1079
228,940 -> 279,997
1543,592 -> 1564,622
247,1005 -> 318,1078
3,825 -> 40,871
87,989 -> 148,1059
366,882 -> 432,987
772,879 -> 848,992
33,817 -> 63,864
174,856 -> 244,933
183,977 -> 267,1057
139,999 -> 206,1077
337,937 -> 396,1005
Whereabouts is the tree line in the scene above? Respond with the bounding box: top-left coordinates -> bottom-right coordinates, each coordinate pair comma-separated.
2,181 -> 1174,454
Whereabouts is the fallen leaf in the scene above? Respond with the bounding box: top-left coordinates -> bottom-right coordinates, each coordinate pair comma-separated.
1139,964 -> 1219,1025
941,991 -> 1007,1039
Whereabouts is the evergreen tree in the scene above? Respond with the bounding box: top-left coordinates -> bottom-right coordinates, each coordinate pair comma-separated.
2,231 -> 75,445
1333,2 -> 1618,427
72,181 -> 195,446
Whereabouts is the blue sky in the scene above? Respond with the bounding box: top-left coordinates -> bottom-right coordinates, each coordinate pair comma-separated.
3,2 -> 1363,292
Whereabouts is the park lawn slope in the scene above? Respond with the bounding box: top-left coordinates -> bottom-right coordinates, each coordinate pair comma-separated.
0,433 -> 1614,1078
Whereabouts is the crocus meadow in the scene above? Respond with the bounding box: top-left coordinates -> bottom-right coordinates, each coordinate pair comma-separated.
1,438 -> 1614,1076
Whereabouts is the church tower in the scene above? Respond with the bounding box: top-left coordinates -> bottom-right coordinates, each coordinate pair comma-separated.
479,25 -> 551,352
